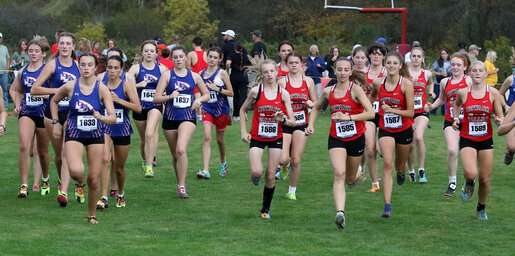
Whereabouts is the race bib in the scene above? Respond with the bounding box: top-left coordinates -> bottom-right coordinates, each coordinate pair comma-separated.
258,122 -> 278,138
173,94 -> 192,108
293,111 -> 306,125
469,122 -> 487,136
25,93 -> 43,107
384,113 -> 402,129
372,101 -> 379,113
58,96 -> 70,107
77,115 -> 97,131
141,89 -> 155,102
335,121 -> 357,138
450,107 -> 464,120
414,96 -> 423,110
106,109 -> 124,124
208,91 -> 218,103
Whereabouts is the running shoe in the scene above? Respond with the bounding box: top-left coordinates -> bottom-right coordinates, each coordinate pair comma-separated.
504,151 -> 514,165
285,192 -> 297,201
260,212 -> 271,220
280,164 -> 291,180
408,170 -> 416,183
444,182 -> 457,198
87,216 -> 98,225
96,197 -> 109,209
56,180 -> 62,196
460,181 -> 475,202
219,161 -> 228,177
116,195 -> 126,208
196,170 -> 211,179
368,182 -> 381,193
477,209 -> 488,221
251,175 -> 260,186
335,211 -> 345,229
152,156 -> 157,167
418,169 -> 428,183
396,172 -> 406,186
381,204 -> 392,218
110,189 -> 118,197
40,181 -> 50,196
274,166 -> 281,180
32,183 -> 40,192
176,186 -> 189,199
57,192 -> 68,207
144,165 -> 154,178
18,184 -> 28,198
75,184 -> 85,204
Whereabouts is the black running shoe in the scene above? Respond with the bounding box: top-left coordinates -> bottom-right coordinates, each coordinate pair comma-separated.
335,211 -> 345,229
408,171 -> 416,183
443,182 -> 457,198
396,172 -> 406,185
504,151 -> 514,165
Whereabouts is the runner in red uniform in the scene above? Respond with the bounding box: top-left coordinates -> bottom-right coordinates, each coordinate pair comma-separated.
240,59 -> 295,220
430,53 -> 472,197
277,52 -> 317,200
187,37 -> 208,73
407,47 -> 434,183
363,44 -> 387,192
277,41 -> 294,78
306,57 -> 373,229
453,61 -> 503,220
372,52 -> 414,218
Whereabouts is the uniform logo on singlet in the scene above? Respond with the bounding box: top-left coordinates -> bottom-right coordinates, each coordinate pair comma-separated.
75,100 -> 94,113
24,77 -> 37,87
175,81 -> 191,91
60,72 -> 77,83
144,74 -> 158,83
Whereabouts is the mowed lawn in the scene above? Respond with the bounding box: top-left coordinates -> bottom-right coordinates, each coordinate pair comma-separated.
0,112 -> 514,256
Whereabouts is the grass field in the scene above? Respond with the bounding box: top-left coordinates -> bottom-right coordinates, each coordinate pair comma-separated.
0,112 -> 514,256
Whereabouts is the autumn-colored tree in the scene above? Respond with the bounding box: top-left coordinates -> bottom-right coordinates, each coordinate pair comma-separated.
75,22 -> 107,45
163,0 -> 219,48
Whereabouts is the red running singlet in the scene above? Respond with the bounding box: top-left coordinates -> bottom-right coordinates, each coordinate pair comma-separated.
250,84 -> 286,142
328,82 -> 366,142
444,76 -> 468,122
413,69 -> 429,114
191,49 -> 208,73
285,75 -> 309,126
277,64 -> 288,78
460,87 -> 493,141
378,76 -> 413,132
366,66 -> 385,113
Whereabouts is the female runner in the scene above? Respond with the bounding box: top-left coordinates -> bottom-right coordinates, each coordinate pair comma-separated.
50,53 -> 115,223
407,47 -> 434,183
453,61 -> 503,220
363,44 -> 387,192
372,52 -> 414,218
278,52 -> 316,200
276,41 -> 294,78
96,55 -> 141,209
240,59 -> 295,219
196,47 -> 234,179
127,40 -> 167,178
31,32 -> 79,205
10,38 -> 50,198
430,53 -> 472,197
306,57 -> 373,229
154,46 -> 209,198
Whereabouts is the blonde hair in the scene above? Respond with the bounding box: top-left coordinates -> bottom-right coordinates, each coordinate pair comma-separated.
486,50 -> 497,62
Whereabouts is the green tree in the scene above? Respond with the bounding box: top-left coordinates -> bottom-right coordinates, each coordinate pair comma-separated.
75,22 -> 107,44
163,0 -> 219,48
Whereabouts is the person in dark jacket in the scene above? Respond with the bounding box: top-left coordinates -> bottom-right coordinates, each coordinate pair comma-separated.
305,44 -> 326,96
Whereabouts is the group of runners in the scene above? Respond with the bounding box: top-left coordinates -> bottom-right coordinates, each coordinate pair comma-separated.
2,32 -> 515,228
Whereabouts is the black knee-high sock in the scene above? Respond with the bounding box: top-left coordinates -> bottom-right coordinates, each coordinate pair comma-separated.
261,186 -> 275,213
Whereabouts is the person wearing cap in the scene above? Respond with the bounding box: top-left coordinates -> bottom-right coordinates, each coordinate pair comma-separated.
221,29 -> 237,69
250,30 -> 267,59
0,33 -> 10,108
404,41 -> 420,64
468,44 -> 481,63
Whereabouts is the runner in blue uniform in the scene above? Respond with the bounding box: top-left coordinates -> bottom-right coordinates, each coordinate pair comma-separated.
31,32 -> 80,205
154,46 -> 209,198
50,53 -> 116,223
499,74 -> 515,164
127,40 -> 167,178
